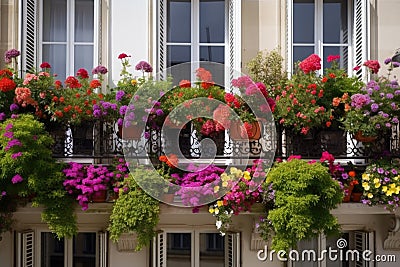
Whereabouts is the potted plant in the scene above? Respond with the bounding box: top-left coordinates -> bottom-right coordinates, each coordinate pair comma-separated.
258,156 -> 343,252
361,159 -> 400,211
108,168 -> 160,251
342,59 -> 400,143
0,114 -> 77,239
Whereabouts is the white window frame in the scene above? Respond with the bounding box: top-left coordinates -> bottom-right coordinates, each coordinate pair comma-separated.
154,0 -> 241,84
287,0 -> 370,79
153,229 -> 240,267
16,229 -> 107,267
20,0 -> 100,76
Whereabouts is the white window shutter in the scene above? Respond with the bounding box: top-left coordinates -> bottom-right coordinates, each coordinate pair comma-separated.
353,0 -> 370,80
227,0 -> 241,85
225,232 -> 240,267
99,231 -> 108,267
21,0 -> 38,72
354,231 -> 375,267
17,231 -> 35,267
156,0 -> 167,80
153,232 -> 166,267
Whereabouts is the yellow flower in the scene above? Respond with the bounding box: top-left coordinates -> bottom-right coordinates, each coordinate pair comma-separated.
386,189 -> 394,197
131,79 -> 137,86
214,186 -> 220,193
222,181 -> 228,187
243,171 -> 251,181
217,200 -> 223,207
362,173 -> 370,181
382,186 -> 388,192
373,178 -> 380,184
362,182 -> 370,191
374,183 -> 381,189
396,186 -> 400,194
395,175 -> 400,181
367,193 -> 373,199
214,208 -> 219,215
209,207 -> 214,214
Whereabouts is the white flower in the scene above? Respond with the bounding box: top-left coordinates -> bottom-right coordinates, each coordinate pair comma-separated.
216,220 -> 222,229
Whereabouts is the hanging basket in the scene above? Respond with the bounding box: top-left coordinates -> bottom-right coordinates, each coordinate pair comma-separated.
354,131 -> 377,143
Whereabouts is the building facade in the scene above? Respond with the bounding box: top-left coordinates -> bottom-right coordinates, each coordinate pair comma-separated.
1,0 -> 400,266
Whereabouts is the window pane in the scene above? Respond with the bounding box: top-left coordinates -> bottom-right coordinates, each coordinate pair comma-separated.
73,233 -> 96,267
323,0 -> 348,44
167,45 -> 191,84
74,45 -> 94,75
293,46 -> 314,70
43,44 -> 67,81
43,0 -> 67,42
293,0 -> 314,43
75,0 -> 94,42
200,233 -> 224,267
41,232 -> 65,267
167,233 -> 191,267
200,0 -> 225,43
293,238 -> 318,267
167,0 -> 191,43
323,46 -> 348,71
200,46 -> 224,63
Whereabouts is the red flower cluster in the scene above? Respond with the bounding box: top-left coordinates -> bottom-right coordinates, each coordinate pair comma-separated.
76,68 -> 89,79
40,62 -> 51,69
179,80 -> 191,88
0,77 -> 16,92
299,54 -> 321,74
65,76 -> 82,89
363,60 -> 381,74
196,68 -> 214,89
118,53 -> 130,59
89,79 -> 101,89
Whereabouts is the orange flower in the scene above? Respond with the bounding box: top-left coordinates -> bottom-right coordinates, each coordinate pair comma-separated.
332,97 -> 341,107
348,171 -> 356,177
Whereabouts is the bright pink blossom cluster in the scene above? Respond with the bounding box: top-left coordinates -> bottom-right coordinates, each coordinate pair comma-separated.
299,54 -> 322,74
363,60 -> 381,74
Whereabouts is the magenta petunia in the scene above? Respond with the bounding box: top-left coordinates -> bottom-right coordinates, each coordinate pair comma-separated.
11,174 -> 23,184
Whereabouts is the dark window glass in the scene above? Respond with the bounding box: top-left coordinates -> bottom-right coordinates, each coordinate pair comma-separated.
41,233 -> 65,267
200,46 -> 224,63
200,0 -> 225,43
323,46 -> 348,71
293,46 -> 315,69
167,233 -> 191,267
200,233 -> 224,267
167,0 -> 191,43
293,0 -> 315,43
73,233 -> 96,267
323,0 -> 348,44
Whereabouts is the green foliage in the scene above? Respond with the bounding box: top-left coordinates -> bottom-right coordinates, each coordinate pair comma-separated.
263,159 -> 343,252
246,48 -> 288,97
0,114 -> 77,238
108,171 -> 160,251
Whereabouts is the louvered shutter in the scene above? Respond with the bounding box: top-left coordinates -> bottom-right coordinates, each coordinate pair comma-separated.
99,231 -> 108,267
156,0 -> 167,80
225,232 -> 240,267
21,0 -> 37,73
353,0 -> 370,80
153,232 -> 166,267
226,0 -> 241,85
17,231 -> 35,267
354,231 -> 375,267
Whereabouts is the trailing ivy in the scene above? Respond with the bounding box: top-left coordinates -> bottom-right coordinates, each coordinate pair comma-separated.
108,169 -> 160,251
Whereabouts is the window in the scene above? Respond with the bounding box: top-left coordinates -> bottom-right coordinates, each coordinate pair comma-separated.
288,0 -> 369,78
153,231 -> 240,267
17,231 -> 107,267
20,0 -> 100,81
156,0 -> 241,84
290,231 -> 375,267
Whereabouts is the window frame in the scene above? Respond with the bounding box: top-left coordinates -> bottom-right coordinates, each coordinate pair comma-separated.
288,0 -> 354,75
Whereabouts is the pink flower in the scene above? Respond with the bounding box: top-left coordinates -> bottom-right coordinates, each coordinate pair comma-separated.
327,55 -> 340,62
40,62 -> 51,69
118,53 -> 130,59
76,68 -> 89,79
363,60 -> 380,74
11,174 -> 23,184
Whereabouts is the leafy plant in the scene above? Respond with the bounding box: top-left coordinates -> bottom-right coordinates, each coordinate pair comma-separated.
0,114 -> 77,238
261,158 -> 343,252
108,169 -> 160,251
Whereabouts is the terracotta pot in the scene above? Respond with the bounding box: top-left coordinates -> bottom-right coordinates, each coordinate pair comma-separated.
229,121 -> 261,140
342,185 -> 354,203
91,190 -> 107,203
118,124 -> 143,140
354,131 -> 377,143
351,192 -> 363,202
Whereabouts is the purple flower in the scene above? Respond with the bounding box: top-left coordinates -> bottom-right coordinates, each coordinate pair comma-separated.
119,105 -> 128,116
116,90 -> 125,101
394,62 -> 400,68
11,152 -> 23,159
11,174 -> 23,184
386,93 -> 394,99
5,123 -> 13,131
3,131 -> 13,138
375,124 -> 381,129
1,191 -> 6,197
10,103 -> 19,112
351,94 -> 371,109
11,114 -> 18,119
370,103 -> 379,112
393,117 -> 399,124
384,58 -> 392,64
4,49 -> 20,63
156,109 -> 164,116
117,118 -> 123,127
135,61 -> 153,73
93,109 -> 102,118
0,113 -> 5,121
386,123 -> 392,128
92,65 -> 108,75
144,131 -> 150,139
377,168 -> 384,174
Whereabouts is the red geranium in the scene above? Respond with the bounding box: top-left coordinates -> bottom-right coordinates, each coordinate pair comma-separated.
118,53 -> 130,59
0,77 -> 16,92
179,80 -> 191,88
299,54 -> 321,74
40,62 -> 51,69
363,60 -> 380,74
76,68 -> 89,79
65,76 -> 82,88
90,79 -> 101,89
